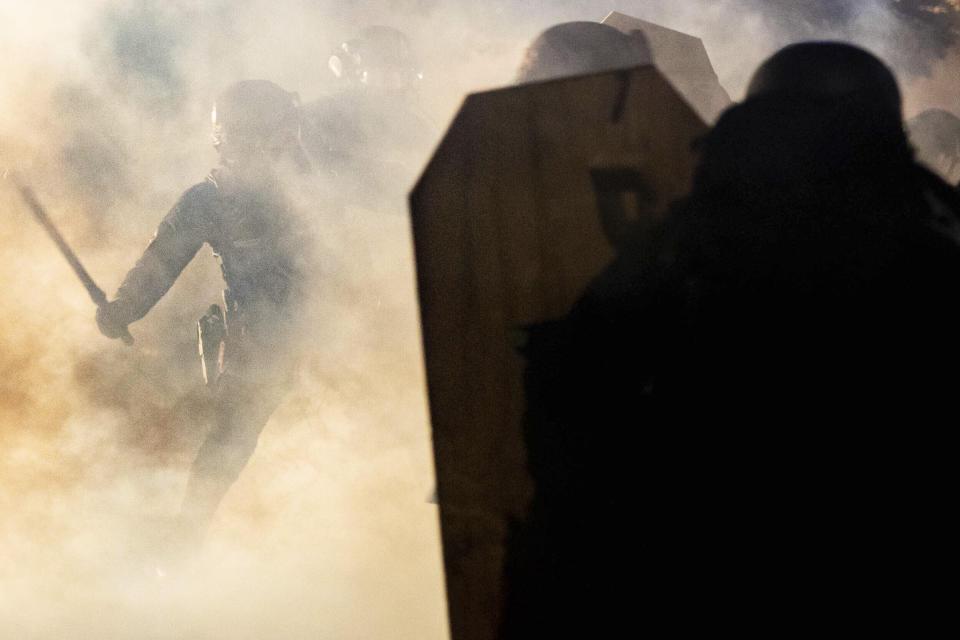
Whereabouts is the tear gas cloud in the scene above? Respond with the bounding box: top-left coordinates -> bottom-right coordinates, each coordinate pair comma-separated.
2,1 -> 959,639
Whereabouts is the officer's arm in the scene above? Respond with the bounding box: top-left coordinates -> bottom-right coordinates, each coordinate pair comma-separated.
97,184 -> 214,336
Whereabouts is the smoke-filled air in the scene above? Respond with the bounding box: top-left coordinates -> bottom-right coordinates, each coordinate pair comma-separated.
1,1 -> 959,638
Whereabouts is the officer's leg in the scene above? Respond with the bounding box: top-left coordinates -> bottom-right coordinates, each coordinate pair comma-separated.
176,374 -> 287,543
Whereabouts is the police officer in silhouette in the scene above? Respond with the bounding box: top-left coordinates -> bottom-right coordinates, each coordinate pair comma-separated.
301,25 -> 436,210
96,80 -> 317,547
506,42 -> 960,636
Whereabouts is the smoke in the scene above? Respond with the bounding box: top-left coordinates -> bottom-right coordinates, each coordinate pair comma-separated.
1,2 -> 448,638
733,1 -> 960,75
578,0 -> 960,99
4,2 -> 960,639
91,1 -> 198,116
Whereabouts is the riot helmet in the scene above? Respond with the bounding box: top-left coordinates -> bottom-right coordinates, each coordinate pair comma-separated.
212,79 -> 305,167
328,25 -> 423,93
515,22 -> 653,84
746,42 -> 902,125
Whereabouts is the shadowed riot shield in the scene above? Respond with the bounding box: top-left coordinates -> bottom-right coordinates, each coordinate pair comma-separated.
410,66 -> 707,640
602,11 -> 732,122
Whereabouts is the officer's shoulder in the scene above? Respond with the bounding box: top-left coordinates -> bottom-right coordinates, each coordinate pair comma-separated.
165,177 -> 215,203
161,179 -> 220,226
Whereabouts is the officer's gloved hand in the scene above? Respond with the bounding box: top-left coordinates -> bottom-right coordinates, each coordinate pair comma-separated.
96,301 -> 129,340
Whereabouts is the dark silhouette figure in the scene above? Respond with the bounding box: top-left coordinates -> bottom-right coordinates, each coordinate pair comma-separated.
502,42 -> 960,636
97,80 -> 317,550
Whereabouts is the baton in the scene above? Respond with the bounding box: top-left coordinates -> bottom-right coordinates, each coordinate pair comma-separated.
5,172 -> 134,345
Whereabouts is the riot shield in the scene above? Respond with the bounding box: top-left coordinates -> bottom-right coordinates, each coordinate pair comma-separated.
410,66 -> 707,640
602,11 -> 732,122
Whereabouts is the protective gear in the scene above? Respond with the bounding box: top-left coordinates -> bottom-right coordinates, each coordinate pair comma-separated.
95,300 -> 130,340
328,25 -> 423,93
746,42 -> 902,130
212,79 -> 304,167
515,22 -> 653,84
601,11 -> 731,123
410,65 -> 706,640
303,26 -> 435,204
